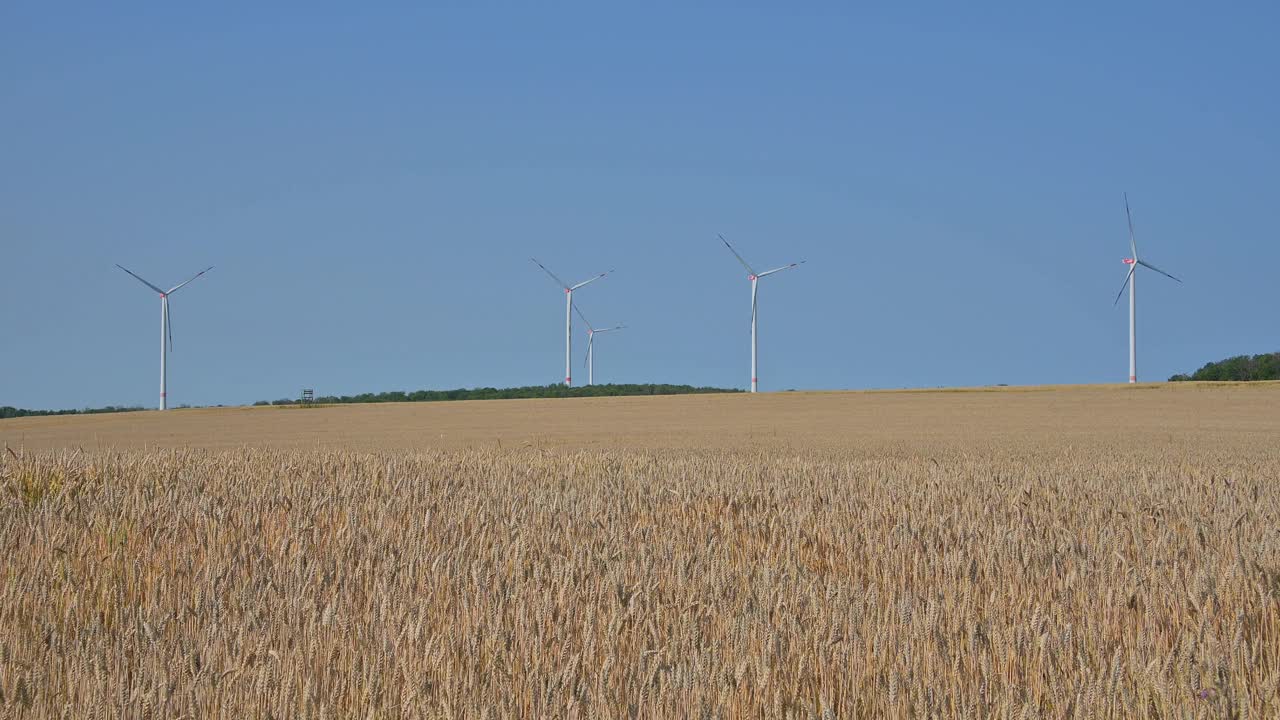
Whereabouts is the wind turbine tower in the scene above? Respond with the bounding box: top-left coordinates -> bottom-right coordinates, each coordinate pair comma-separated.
574,304 -> 625,386
1113,194 -> 1182,383
531,258 -> 610,386
719,235 -> 803,393
116,264 -> 213,410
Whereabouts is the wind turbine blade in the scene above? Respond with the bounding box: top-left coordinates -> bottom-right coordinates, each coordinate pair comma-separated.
1113,266 -> 1135,306
751,289 -> 757,333
572,302 -> 594,331
165,298 -> 174,351
757,261 -> 805,278
1124,193 -> 1138,261
531,258 -> 570,289
570,270 -> 611,291
719,234 -> 757,275
1137,259 -> 1182,283
167,266 -> 213,295
116,264 -> 166,295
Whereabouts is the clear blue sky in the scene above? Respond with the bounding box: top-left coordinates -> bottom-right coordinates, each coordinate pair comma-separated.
2,2 -> 1276,409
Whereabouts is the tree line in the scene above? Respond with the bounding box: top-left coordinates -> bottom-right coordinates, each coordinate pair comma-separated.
253,383 -> 742,406
0,405 -> 145,420
1169,352 -> 1280,382
1,384 -> 740,419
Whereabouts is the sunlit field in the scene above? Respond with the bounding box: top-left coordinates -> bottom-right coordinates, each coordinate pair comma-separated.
2,383 -> 1278,717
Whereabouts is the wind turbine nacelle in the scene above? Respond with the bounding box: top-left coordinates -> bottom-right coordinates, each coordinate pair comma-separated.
1122,258 -> 1136,265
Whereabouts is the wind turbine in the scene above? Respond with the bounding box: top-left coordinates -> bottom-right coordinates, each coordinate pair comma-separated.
719,234 -> 803,393
1113,193 -> 1181,383
531,258 -> 610,386
574,304 -> 625,386
116,264 -> 213,410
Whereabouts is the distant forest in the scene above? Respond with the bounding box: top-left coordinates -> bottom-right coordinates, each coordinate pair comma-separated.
1169,353 -> 1280,382
0,405 -> 144,420
253,383 -> 743,406
1,384 -> 741,419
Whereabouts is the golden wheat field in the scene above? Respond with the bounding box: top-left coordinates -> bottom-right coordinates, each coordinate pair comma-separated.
2,383 -> 1279,718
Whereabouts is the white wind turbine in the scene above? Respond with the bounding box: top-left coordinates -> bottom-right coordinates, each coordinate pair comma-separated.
116,264 -> 213,410
1113,193 -> 1181,383
719,234 -> 804,393
531,258 -> 611,386
574,304 -> 625,386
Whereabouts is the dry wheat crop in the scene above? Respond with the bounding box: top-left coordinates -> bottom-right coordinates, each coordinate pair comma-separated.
2,434 -> 1279,718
